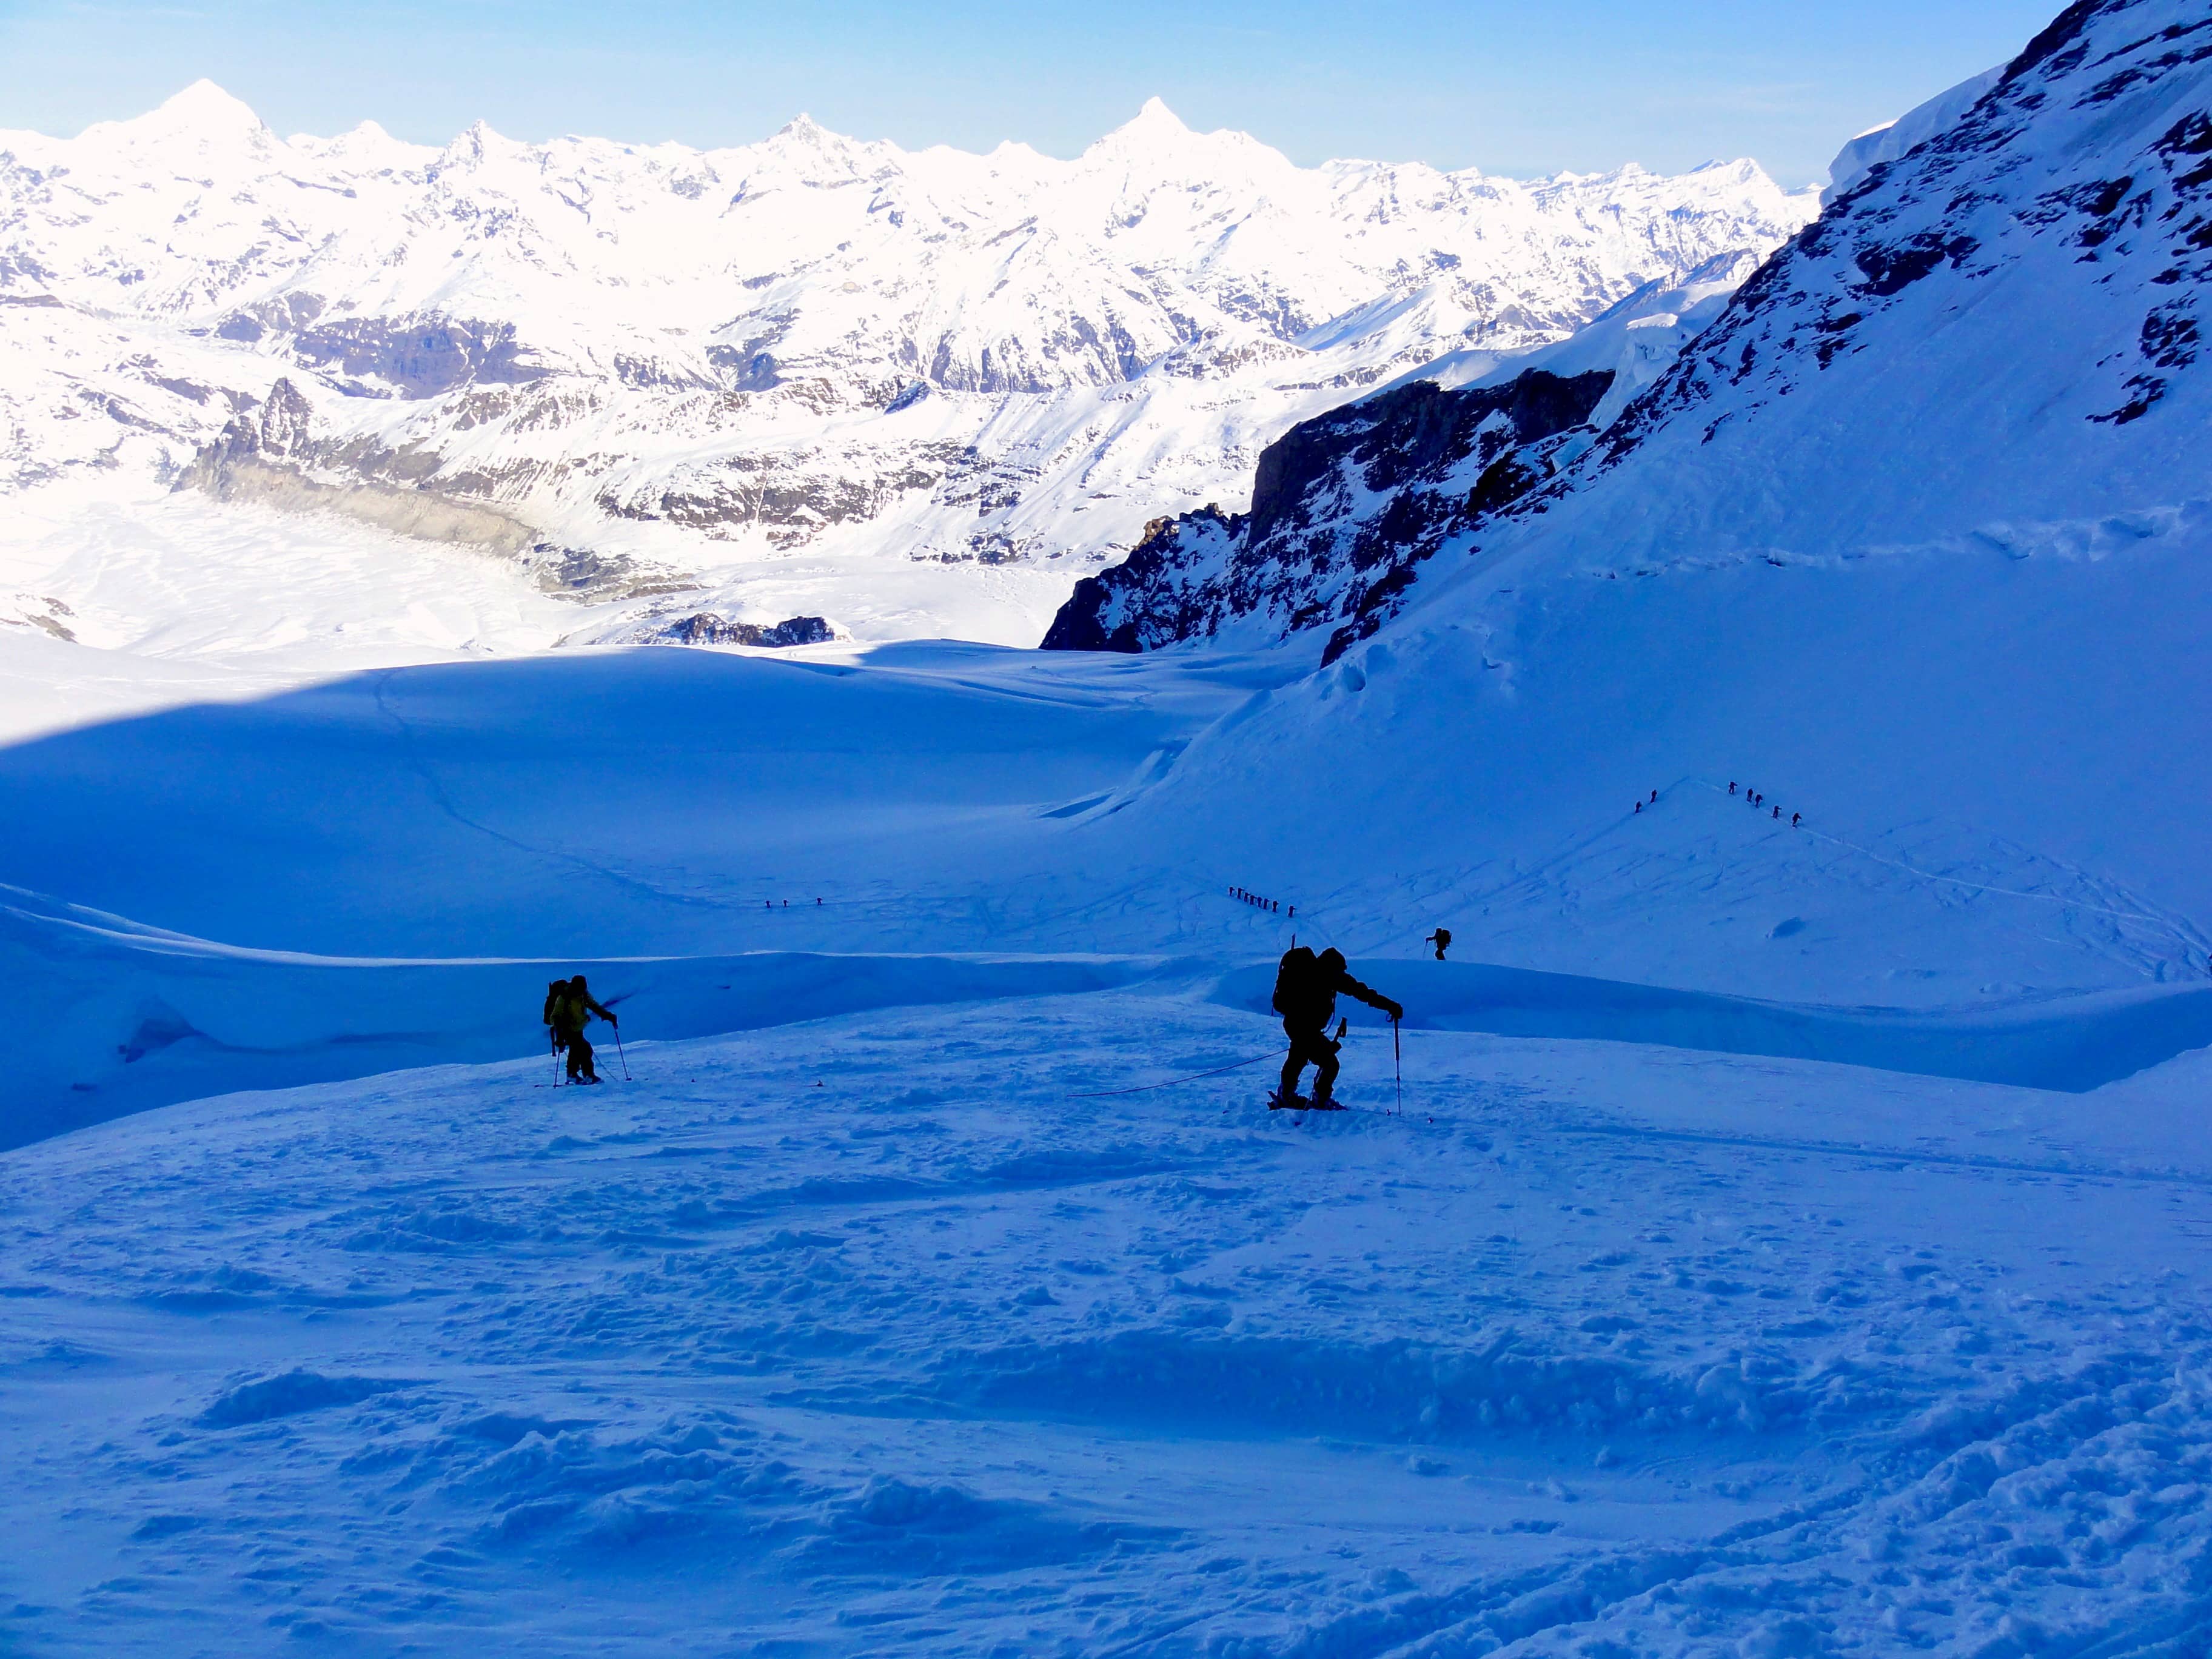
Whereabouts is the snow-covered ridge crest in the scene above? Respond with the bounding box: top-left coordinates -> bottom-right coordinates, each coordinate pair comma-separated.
1495,0 -> 2212,568
0,82 -> 1816,648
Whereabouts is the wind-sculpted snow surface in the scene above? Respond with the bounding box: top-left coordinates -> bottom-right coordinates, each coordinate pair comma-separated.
0,86 -> 1814,646
9,996 -> 2212,1654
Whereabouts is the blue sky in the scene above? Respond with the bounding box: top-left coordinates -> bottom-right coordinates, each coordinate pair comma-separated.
0,0 -> 2059,184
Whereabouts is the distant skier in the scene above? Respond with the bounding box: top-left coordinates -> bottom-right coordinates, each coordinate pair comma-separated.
1270,947 -> 1401,1110
1426,928 -> 1452,961
546,974 -> 617,1085
1772,805 -> 1781,819
1729,782 -> 1737,795
1650,789 -> 1658,803
1792,812 -> 1801,828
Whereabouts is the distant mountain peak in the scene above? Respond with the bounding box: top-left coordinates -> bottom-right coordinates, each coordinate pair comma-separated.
1087,97 -> 1201,156
92,79 -> 269,148
1128,96 -> 1188,133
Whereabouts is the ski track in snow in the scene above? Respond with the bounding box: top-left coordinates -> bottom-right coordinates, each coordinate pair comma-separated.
7,999 -> 2212,1655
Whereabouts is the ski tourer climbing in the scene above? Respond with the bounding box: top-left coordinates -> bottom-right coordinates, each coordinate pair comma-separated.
1270,947 -> 1401,1110
546,974 -> 617,1084
1425,928 -> 1452,962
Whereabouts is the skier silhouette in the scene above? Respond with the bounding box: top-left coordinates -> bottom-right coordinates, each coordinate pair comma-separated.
1425,928 -> 1452,962
1270,947 -> 1401,1110
545,975 -> 616,1084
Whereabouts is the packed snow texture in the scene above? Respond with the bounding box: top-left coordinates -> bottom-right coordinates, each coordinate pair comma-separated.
0,87 -> 1817,649
4,2 -> 2211,1653
12,993 -> 2212,1655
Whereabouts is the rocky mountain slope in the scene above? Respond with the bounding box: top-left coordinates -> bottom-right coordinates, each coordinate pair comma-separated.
0,88 -> 1815,646
1082,0 -> 2212,1017
1053,0 -> 2208,659
1041,255 -> 1757,657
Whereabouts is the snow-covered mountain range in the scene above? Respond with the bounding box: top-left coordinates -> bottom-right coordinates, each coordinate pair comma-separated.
0,85 -> 1815,649
1055,0 -> 2208,657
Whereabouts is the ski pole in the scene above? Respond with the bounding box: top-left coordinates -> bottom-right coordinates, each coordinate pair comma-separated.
552,1031 -> 562,1087
614,1023 -> 631,1082
1393,1016 -> 1402,1115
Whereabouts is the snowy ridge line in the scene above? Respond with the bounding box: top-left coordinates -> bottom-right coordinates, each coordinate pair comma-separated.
0,887 -> 1185,973
1675,777 -> 2210,948
1212,958 -> 2212,1091
1564,497 -> 2212,585
1552,1119 -> 2212,1190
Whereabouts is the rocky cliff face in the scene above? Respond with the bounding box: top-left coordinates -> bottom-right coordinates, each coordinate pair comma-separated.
0,87 -> 1817,644
1038,250 -> 1762,659
1506,0 -> 2212,557
1048,0 -> 2211,661
1042,367 -> 1612,659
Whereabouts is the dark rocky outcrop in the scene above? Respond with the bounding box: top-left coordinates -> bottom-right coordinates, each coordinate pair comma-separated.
660,614 -> 835,648
289,315 -> 546,398
1042,366 -> 1612,659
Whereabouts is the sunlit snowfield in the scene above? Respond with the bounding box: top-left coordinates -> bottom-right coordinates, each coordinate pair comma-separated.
4,554 -> 2211,1652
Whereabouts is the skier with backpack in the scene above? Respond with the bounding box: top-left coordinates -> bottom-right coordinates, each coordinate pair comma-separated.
1270,947 -> 1402,1110
543,974 -> 617,1084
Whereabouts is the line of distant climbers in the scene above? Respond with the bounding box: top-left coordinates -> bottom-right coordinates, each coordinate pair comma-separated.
1230,886 -> 1293,918
1729,780 -> 1801,828
1632,784 -> 1801,830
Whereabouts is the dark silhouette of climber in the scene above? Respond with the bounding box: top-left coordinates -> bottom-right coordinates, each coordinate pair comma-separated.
1650,789 -> 1658,803
1270,947 -> 1401,1110
1729,782 -> 1738,795
1772,805 -> 1781,819
1792,813 -> 1802,828
545,974 -> 616,1084
1426,928 -> 1452,961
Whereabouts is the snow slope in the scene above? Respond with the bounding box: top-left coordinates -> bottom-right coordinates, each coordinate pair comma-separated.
1090,0 -> 2212,956
0,87 -> 1816,647
11,986 -> 2212,1655
4,5 -> 2211,1654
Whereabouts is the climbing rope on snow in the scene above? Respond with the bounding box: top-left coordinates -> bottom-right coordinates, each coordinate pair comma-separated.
1068,1048 -> 1283,1099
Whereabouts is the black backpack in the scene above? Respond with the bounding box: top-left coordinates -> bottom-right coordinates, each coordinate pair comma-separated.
542,979 -> 566,1027
1272,947 -> 1318,1017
